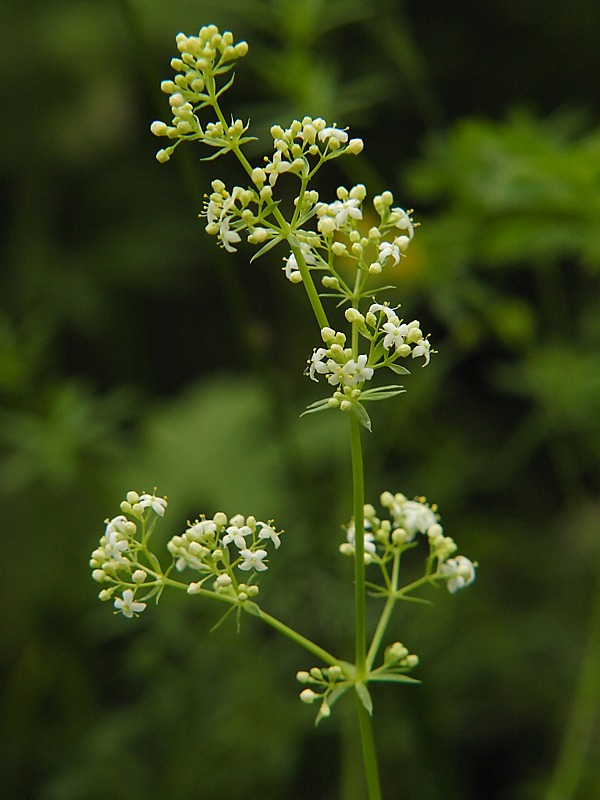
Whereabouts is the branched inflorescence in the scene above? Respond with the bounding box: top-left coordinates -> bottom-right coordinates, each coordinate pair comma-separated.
90,490 -> 283,618
92,23 -> 478,740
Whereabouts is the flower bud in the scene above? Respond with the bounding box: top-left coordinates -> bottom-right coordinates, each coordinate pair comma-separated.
300,688 -> 318,704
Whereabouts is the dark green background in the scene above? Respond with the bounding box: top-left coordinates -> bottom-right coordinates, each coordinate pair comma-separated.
2,1 -> 600,798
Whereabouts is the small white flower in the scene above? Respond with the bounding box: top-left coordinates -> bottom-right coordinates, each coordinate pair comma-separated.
284,244 -> 316,281
440,556 -> 476,593
308,348 -> 330,381
103,531 -> 129,565
345,523 -> 377,555
238,548 -> 268,571
391,207 -> 414,239
138,493 -> 168,516
114,589 -> 147,618
412,338 -> 432,366
258,524 -> 281,549
223,525 -> 253,549
264,149 -> 292,186
401,500 -> 438,536
318,126 -> 349,146
218,216 -> 242,253
328,198 -> 362,228
379,240 -> 401,266
341,355 -> 374,386
382,320 -> 409,351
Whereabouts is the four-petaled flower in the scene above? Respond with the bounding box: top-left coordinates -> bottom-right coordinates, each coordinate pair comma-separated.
264,149 -> 292,186
223,524 -> 253,549
139,493 -> 168,516
258,524 -> 281,548
440,556 -> 477,594
238,548 -> 268,571
114,589 -> 147,618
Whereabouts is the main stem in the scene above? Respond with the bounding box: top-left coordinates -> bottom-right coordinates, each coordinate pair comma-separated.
350,414 -> 382,800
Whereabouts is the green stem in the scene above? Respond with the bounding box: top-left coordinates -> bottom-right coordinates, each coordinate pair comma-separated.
355,691 -> 383,800
367,552 -> 400,669
290,242 -> 330,330
350,413 -> 383,799
252,607 -> 340,667
350,414 -> 367,676
160,576 -> 340,666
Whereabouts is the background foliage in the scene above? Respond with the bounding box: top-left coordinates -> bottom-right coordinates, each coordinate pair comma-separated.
2,1 -> 600,798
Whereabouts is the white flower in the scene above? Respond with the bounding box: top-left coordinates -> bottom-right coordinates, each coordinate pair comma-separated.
401,500 -> 438,536
341,355 -> 374,386
391,207 -> 414,239
114,589 -> 147,618
264,149 -> 292,186
258,524 -> 281,548
238,548 -> 268,571
345,523 -> 377,555
284,244 -> 316,281
186,519 -> 217,541
104,531 -> 129,565
412,337 -> 432,366
382,320 -> 410,351
368,302 -> 396,319
378,240 -> 401,266
218,216 -> 242,253
138,493 -> 168,516
328,198 -> 362,228
308,348 -> 330,381
440,556 -> 476,593
223,525 -> 253,549
318,126 -> 349,146
105,515 -> 130,535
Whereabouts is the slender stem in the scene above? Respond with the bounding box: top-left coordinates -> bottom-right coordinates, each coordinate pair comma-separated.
367,552 -> 400,669
349,412 -> 383,799
160,576 -> 340,665
355,691 -> 383,800
250,606 -> 341,667
350,413 -> 367,676
290,242 -> 330,330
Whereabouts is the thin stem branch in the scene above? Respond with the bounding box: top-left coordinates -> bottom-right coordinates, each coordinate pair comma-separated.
350,413 -> 367,676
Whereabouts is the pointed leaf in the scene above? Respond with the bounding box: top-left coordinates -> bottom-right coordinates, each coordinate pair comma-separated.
387,363 -> 411,375
351,402 -> 372,431
355,681 -> 373,715
249,234 -> 285,262
368,674 -> 421,685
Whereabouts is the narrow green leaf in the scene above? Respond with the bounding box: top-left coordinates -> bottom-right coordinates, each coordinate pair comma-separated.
355,681 -> 374,715
387,363 -> 411,375
351,401 -> 372,431
368,674 -> 421,685
249,234 -> 285,262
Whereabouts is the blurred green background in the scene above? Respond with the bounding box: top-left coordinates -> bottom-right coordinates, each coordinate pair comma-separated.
2,0 -> 600,798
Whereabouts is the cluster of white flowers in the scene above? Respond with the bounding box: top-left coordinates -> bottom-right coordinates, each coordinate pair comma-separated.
167,511 -> 283,598
89,491 -> 169,618
308,327 -> 374,388
339,491 -> 477,594
90,491 -> 283,618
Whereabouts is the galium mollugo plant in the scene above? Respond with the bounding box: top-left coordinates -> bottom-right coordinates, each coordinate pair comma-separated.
90,24 -> 477,800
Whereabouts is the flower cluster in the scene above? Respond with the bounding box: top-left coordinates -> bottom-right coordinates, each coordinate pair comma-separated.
90,491 -> 283,618
150,25 -> 250,163
296,664 -> 349,724
340,491 -> 477,594
168,512 -> 283,598
303,304 -> 432,428
89,491 -> 169,617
